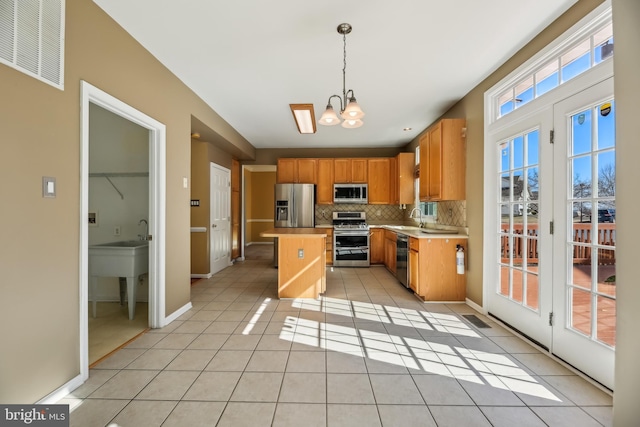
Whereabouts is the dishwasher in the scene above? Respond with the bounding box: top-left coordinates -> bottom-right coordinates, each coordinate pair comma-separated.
396,234 -> 409,289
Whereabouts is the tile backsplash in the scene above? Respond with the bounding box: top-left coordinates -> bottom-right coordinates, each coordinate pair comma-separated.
315,201 -> 466,227
315,204 -> 405,224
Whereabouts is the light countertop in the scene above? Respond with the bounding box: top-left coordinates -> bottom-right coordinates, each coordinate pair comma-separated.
261,228 -> 328,238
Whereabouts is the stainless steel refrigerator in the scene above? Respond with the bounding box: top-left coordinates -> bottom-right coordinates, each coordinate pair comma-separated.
274,183 -> 315,266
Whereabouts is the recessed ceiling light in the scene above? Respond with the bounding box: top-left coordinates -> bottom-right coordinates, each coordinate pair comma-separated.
403,127 -> 412,131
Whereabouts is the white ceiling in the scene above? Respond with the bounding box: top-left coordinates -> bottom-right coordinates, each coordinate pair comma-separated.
93,0 -> 577,149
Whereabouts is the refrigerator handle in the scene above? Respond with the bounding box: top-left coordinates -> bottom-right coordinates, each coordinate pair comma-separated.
292,187 -> 296,227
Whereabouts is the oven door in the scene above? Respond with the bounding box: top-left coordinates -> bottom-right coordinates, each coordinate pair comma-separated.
333,231 -> 370,267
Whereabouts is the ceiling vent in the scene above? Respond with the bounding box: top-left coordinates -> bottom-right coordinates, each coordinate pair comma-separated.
0,0 -> 65,89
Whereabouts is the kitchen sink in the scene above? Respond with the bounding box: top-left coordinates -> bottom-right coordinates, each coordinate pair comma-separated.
421,229 -> 458,234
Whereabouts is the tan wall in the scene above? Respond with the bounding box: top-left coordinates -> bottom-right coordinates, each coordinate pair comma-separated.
190,140 -> 234,274
612,0 -> 640,422
0,0 -> 252,403
403,0 -> 605,306
246,171 -> 276,243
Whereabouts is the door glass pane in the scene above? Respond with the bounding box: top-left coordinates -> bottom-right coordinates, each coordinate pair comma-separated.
525,273 -> 539,310
572,156 -> 592,192
572,109 -> 592,155
597,249 -> 616,298
500,144 -> 510,172
500,205 -> 511,233
499,265 -> 510,296
596,296 -> 615,346
571,287 -> 592,336
597,151 -> 615,197
501,173 -> 511,202
597,101 -> 615,149
512,269 -> 523,303
513,136 -> 524,169
572,201 -> 591,224
525,236 -> 539,270
527,130 -> 539,165
570,244 -> 591,290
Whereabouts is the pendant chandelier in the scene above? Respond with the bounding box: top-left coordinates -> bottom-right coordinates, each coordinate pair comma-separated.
318,23 -> 365,129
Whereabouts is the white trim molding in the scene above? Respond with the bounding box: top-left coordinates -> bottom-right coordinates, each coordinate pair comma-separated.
79,81 -> 167,383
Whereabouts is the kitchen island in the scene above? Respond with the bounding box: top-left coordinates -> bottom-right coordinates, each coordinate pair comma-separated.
260,228 -> 327,299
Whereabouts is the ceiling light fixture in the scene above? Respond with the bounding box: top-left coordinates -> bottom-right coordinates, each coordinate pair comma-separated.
289,104 -> 317,134
318,23 -> 365,129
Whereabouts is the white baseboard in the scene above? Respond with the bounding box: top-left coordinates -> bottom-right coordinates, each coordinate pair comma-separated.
164,301 -> 193,325
191,273 -> 213,279
465,298 -> 485,314
37,374 -> 84,404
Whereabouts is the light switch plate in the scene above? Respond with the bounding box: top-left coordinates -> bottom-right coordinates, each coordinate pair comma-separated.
42,176 -> 56,198
183,177 -> 188,189
298,249 -> 304,259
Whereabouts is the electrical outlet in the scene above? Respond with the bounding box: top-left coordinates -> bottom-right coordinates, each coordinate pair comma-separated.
298,249 -> 304,259
114,226 -> 121,236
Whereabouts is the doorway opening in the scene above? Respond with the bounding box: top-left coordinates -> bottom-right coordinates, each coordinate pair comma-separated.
79,81 -> 167,381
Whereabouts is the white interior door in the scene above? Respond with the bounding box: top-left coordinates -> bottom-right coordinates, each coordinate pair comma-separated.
486,109 -> 554,349
552,77 -> 615,389
210,163 -> 231,275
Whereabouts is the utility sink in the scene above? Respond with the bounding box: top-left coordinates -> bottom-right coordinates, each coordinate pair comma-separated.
89,240 -> 149,320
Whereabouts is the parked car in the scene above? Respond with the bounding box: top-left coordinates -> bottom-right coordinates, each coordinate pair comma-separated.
598,208 -> 616,223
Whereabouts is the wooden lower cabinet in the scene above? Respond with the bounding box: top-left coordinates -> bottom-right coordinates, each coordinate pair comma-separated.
384,230 -> 397,275
370,228 -> 384,264
325,228 -> 334,265
409,238 -> 420,293
411,237 -> 466,301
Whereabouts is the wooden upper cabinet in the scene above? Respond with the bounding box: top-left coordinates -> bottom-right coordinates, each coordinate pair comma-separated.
276,158 -> 317,184
389,157 -> 398,205
296,158 -> 318,183
396,152 -> 415,205
277,158 -> 296,183
419,118 -> 466,201
316,159 -> 334,205
334,158 -> 368,183
367,158 -> 391,204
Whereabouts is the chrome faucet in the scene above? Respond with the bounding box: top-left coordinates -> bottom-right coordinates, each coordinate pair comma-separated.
138,219 -> 148,240
409,207 -> 423,228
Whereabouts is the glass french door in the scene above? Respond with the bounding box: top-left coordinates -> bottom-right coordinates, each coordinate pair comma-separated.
487,110 -> 554,349
552,78 -> 615,389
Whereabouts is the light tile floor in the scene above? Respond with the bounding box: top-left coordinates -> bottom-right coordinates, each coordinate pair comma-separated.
62,249 -> 613,426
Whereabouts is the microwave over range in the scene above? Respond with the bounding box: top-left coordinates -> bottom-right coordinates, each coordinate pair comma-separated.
334,183 -> 368,204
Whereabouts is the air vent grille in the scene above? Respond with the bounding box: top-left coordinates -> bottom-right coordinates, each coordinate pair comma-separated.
0,0 -> 64,89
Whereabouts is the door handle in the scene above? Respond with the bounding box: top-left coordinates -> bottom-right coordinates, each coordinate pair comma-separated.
212,224 -> 217,228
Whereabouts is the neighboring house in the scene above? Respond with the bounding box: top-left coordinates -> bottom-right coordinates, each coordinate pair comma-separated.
1,0 -> 638,424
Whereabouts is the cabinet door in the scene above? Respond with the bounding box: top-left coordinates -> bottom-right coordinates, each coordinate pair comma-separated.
409,248 -> 419,292
351,158 -> 368,183
367,158 -> 391,204
384,237 -> 397,274
334,159 -> 351,183
419,119 -> 466,201
427,124 -> 442,200
296,158 -> 317,184
277,158 -> 296,183
370,228 -> 385,264
420,238 -> 466,301
397,153 -> 415,205
419,133 -> 430,200
389,157 -> 398,204
316,159 -> 334,204
325,228 -> 334,265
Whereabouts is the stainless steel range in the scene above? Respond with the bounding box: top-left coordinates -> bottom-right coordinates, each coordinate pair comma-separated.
333,211 -> 370,267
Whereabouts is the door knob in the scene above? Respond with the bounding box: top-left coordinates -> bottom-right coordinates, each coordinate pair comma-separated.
212,224 -> 217,228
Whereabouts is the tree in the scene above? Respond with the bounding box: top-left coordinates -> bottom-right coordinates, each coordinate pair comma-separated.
598,163 -> 615,197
